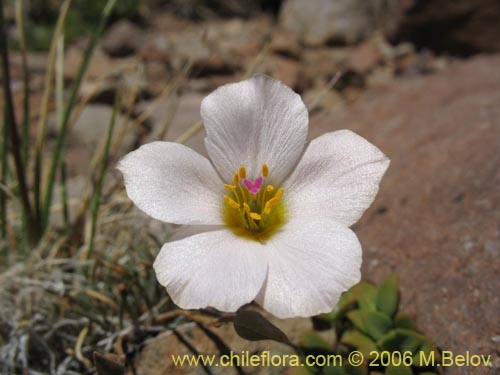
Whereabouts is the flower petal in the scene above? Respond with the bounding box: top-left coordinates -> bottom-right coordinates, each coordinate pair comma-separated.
201,74 -> 308,184
154,229 -> 268,312
255,219 -> 362,318
284,130 -> 390,227
118,141 -> 224,225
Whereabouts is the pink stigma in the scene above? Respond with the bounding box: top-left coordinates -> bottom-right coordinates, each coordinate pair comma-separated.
243,176 -> 263,195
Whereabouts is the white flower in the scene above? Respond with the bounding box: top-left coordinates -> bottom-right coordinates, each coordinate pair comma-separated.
118,75 -> 389,319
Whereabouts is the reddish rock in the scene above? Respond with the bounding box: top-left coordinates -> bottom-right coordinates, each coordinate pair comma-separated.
310,54 -> 500,375
132,312 -> 310,375
268,55 -> 306,92
101,20 -> 144,57
348,39 -> 383,75
64,47 -> 137,81
394,0 -> 500,55
139,40 -> 171,64
302,47 -> 349,84
279,0 -> 402,46
270,30 -> 301,59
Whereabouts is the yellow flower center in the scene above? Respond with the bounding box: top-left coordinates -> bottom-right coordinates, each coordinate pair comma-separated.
222,164 -> 286,242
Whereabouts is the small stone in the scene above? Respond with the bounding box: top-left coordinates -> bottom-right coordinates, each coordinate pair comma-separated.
270,30 -> 301,58
101,20 -> 144,57
484,240 -> 499,256
348,39 -> 383,74
279,0 -> 402,46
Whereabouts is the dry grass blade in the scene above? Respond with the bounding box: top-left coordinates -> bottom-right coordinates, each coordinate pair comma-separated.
1,2 -> 36,240
41,0 -> 118,231
15,0 -> 30,163
33,0 -> 72,223
70,289 -> 119,311
75,326 -> 92,368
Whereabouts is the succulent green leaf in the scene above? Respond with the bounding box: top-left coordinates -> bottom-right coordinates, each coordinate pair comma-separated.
323,365 -> 348,375
234,310 -> 288,343
377,329 -> 423,353
347,310 -> 392,340
385,365 -> 413,375
376,275 -> 399,317
300,332 -> 335,352
288,367 -> 315,375
319,292 -> 357,324
344,362 -> 368,375
394,315 -> 417,331
340,329 -> 377,357
351,282 -> 379,311
412,337 -> 440,367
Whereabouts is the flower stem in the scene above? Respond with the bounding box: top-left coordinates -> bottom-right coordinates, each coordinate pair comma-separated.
41,0 -> 118,231
0,2 -> 40,245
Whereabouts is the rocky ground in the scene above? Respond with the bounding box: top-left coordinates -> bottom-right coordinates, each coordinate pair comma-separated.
3,0 -> 500,374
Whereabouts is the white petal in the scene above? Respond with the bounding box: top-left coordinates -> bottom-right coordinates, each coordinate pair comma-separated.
154,229 -> 268,312
201,74 -> 308,184
169,225 -> 223,242
255,219 -> 362,319
284,130 -> 390,227
118,141 -> 224,225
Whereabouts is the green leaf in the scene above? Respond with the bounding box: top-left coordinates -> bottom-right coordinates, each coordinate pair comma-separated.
340,329 -> 377,357
344,362 -> 368,375
319,292 -> 357,324
347,310 -> 392,340
351,282 -> 378,311
412,337 -> 440,367
288,367 -> 314,375
377,328 -> 439,366
385,365 -> 412,375
376,275 -> 399,317
377,329 -> 423,353
323,365 -> 348,375
300,331 -> 334,352
394,315 -> 417,331
234,310 -> 288,343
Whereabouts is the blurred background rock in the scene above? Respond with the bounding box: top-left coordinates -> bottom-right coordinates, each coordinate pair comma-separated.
1,1 -> 499,374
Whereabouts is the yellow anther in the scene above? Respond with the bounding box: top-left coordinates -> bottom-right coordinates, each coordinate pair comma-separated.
250,212 -> 262,220
233,173 -> 239,184
239,166 -> 246,179
266,185 -> 274,192
262,164 -> 269,177
224,184 -> 236,191
263,197 -> 279,215
224,195 -> 240,209
275,188 -> 284,200
243,203 -> 251,214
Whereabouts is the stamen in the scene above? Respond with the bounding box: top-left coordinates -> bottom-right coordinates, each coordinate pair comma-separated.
223,163 -> 286,240
239,166 -> 246,179
263,197 -> 279,215
250,212 -> 262,220
243,203 -> 251,214
265,186 -> 284,214
224,195 -> 240,209
275,188 -> 284,200
262,164 -> 269,177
